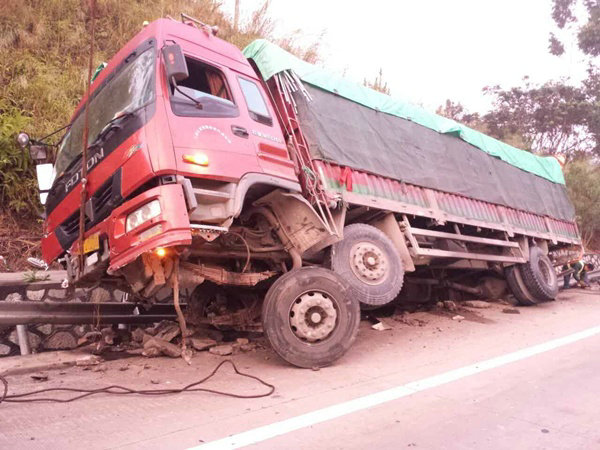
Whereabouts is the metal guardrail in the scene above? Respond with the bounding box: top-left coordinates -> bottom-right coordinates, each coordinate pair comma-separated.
0,301 -> 178,326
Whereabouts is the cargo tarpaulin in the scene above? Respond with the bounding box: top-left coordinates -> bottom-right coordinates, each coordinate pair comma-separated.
295,84 -> 574,221
243,40 -> 575,221
243,39 -> 565,185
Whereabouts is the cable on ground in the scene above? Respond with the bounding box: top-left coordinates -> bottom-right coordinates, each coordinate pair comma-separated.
0,359 -> 274,405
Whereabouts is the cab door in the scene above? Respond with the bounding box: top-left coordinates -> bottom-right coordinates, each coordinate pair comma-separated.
164,52 -> 259,182
234,74 -> 296,182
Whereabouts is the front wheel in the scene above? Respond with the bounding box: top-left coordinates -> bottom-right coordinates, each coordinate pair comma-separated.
262,267 -> 360,368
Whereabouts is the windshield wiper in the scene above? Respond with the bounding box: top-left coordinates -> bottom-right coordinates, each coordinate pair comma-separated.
91,110 -> 135,147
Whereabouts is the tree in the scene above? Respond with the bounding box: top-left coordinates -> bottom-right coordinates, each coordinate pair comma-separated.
363,68 -> 391,95
564,159 -> 600,248
549,0 -> 600,57
482,79 -> 597,158
436,100 -> 484,128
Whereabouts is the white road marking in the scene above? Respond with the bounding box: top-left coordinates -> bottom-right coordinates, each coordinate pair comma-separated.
193,325 -> 600,450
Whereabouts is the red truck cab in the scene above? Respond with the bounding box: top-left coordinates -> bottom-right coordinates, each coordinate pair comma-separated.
41,18 -> 299,275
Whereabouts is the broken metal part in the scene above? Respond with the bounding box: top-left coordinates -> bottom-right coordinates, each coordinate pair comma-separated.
253,189 -> 334,254
179,261 -> 276,286
246,206 -> 302,269
191,223 -> 227,242
186,283 -> 262,331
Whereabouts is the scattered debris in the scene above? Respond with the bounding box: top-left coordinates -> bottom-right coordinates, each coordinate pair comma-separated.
153,321 -> 181,342
443,301 -> 458,312
27,257 -> 49,271
75,354 -> 102,366
371,320 -> 392,331
77,331 -> 102,347
236,337 -> 250,345
502,308 -> 520,314
452,315 -> 465,321
143,337 -> 182,358
209,344 -> 234,356
462,300 -> 491,309
189,338 -> 217,351
239,343 -> 256,352
393,311 -> 428,327
30,373 -> 48,382
102,327 -> 118,345
131,328 -> 147,343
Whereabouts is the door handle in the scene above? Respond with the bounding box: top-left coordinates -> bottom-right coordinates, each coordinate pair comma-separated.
231,125 -> 249,138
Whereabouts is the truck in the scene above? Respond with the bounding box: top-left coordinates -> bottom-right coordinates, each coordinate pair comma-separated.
18,15 -> 582,368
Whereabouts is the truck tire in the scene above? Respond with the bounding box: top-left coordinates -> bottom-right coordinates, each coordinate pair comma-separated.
328,224 -> 404,307
505,265 -> 538,306
262,267 -> 360,368
519,246 -> 558,302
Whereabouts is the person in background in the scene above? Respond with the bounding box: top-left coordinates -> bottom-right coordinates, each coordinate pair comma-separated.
563,260 -> 595,288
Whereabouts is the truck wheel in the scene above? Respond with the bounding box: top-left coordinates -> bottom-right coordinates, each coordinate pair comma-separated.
262,267 -> 360,368
520,246 -> 558,302
505,265 -> 538,306
328,224 -> 404,307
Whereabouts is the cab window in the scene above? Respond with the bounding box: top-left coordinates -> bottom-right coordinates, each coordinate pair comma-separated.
169,56 -> 238,118
238,77 -> 273,126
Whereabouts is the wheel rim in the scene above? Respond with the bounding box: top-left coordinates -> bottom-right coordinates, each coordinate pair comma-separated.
538,258 -> 554,286
289,291 -> 338,342
349,241 -> 389,285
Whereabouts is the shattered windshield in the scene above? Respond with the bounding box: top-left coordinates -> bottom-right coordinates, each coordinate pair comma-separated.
54,48 -> 155,176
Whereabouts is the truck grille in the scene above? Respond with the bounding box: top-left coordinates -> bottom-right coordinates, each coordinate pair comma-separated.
55,169 -> 123,251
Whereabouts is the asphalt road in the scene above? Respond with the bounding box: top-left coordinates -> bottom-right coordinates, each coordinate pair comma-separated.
1,288 -> 599,449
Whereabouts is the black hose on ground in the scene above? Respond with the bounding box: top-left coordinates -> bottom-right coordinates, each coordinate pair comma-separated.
0,359 -> 274,405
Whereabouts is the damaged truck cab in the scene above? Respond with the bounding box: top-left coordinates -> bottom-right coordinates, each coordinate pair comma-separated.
42,19 -> 306,276
22,16 -> 582,368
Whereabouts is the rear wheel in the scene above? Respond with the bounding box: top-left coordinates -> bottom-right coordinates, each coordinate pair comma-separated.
262,267 -> 360,368
505,265 -> 538,306
328,224 -> 404,308
520,246 -> 558,302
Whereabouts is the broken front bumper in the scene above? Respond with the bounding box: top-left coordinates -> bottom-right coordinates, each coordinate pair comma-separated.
107,183 -> 192,273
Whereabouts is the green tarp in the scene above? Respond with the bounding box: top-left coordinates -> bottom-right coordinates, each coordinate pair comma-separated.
243,39 -> 565,185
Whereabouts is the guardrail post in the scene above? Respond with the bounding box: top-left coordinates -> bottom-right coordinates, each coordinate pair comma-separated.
16,324 -> 31,355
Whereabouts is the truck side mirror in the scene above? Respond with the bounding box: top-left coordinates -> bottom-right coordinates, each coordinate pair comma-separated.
29,145 -> 48,162
162,44 -> 189,83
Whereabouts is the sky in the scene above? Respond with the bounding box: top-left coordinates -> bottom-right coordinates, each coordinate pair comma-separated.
221,0 -> 588,114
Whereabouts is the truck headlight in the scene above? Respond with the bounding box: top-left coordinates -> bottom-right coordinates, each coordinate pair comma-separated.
126,199 -> 161,232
